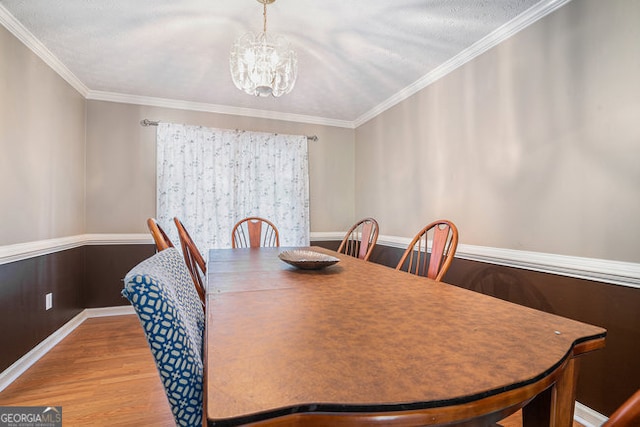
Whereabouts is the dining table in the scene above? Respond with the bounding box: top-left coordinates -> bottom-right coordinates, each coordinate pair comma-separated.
204,246 -> 606,426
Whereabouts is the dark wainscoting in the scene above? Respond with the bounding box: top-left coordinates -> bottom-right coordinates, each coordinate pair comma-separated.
84,244 -> 156,308
444,258 -> 640,418
314,241 -> 640,417
2,240 -> 638,417
0,249 -> 84,372
0,244 -> 155,372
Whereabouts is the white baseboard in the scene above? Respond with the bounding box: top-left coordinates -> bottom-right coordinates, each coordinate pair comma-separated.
575,401 -> 608,427
0,306 -> 134,393
85,305 -> 135,318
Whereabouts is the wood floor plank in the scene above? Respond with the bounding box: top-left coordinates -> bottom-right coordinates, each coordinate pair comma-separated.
0,314 -> 583,427
0,315 -> 174,426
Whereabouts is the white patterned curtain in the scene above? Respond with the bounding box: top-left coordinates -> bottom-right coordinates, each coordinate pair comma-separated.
156,123 -> 309,250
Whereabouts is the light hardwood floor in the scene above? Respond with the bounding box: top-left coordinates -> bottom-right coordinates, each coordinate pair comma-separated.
0,315 -> 174,426
0,315 -> 583,426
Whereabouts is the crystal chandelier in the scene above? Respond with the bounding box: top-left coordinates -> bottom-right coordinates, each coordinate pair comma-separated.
230,0 -> 298,97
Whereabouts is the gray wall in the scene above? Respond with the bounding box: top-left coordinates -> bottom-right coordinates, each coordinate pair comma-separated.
355,0 -> 640,262
4,0 -> 638,260
85,101 -> 356,235
0,25 -> 86,246
0,19 -> 356,245
2,0 -> 640,417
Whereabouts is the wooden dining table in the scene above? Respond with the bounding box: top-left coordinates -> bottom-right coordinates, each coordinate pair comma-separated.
204,246 -> 606,426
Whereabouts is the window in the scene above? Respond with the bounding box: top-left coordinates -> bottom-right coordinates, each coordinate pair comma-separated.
156,123 -> 309,250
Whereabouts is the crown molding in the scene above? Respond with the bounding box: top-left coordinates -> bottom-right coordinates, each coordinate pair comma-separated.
353,0 -> 573,127
87,91 -> 355,129
0,4 -> 89,97
0,3 -> 351,129
2,0 -> 570,130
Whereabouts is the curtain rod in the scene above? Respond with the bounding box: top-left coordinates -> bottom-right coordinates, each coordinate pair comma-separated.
140,119 -> 318,142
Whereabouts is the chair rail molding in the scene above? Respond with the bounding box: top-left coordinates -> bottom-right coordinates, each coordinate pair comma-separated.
309,232 -> 640,289
0,234 -> 152,266
1,233 -> 638,289
454,243 -> 640,289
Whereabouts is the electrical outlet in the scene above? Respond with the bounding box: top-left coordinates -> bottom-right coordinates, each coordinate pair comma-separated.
45,293 -> 53,310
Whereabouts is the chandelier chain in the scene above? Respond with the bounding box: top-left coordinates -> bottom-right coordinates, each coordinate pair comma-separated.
263,2 -> 267,33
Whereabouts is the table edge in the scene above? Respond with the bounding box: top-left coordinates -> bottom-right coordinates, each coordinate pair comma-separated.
206,332 -> 606,426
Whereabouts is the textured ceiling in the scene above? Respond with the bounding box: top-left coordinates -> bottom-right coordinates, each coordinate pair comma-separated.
0,0 -> 560,126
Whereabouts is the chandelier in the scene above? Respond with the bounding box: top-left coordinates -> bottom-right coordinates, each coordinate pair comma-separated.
230,0 -> 298,97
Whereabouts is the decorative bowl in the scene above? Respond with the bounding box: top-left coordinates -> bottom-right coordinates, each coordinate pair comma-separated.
278,250 -> 340,270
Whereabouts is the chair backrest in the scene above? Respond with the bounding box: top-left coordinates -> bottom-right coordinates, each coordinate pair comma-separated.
231,217 -> 280,248
337,217 -> 379,261
395,219 -> 459,282
122,248 -> 204,427
174,217 -> 206,305
604,389 -> 640,426
147,218 -> 174,251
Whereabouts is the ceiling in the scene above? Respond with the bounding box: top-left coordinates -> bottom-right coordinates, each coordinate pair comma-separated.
0,0 -> 567,127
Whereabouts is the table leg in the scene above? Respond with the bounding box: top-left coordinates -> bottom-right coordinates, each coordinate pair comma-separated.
523,386 -> 551,427
551,357 -> 580,427
523,357 -> 580,427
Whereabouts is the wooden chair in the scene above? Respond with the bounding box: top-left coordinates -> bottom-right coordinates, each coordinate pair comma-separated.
337,217 -> 379,261
604,389 -> 640,426
231,217 -> 280,248
174,217 -> 206,305
395,219 -> 459,282
147,218 -> 174,251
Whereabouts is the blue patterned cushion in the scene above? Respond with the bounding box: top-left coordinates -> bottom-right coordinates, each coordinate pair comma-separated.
122,248 -> 205,427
